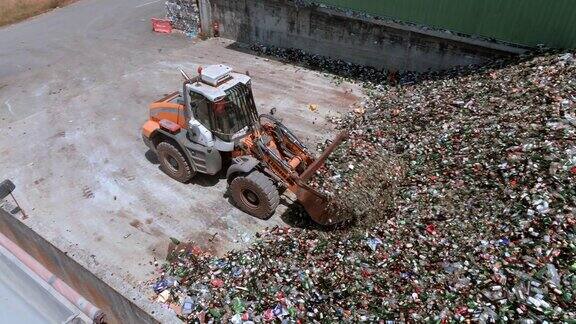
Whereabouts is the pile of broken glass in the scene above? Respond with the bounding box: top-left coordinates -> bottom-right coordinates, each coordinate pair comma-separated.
151,51 -> 575,323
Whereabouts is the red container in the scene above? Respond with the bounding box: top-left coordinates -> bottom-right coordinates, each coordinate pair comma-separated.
151,18 -> 172,34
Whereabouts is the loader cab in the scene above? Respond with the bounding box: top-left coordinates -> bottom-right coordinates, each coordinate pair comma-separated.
185,65 -> 258,144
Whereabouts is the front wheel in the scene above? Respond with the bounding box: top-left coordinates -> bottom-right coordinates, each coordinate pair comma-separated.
156,141 -> 195,183
230,171 -> 279,219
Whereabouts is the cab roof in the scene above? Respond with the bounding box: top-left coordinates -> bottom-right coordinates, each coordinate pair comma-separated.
187,65 -> 251,102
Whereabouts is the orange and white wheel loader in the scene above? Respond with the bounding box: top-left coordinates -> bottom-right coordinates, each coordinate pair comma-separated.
142,65 -> 347,225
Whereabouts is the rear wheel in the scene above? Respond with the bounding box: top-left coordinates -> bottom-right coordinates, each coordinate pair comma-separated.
157,141 -> 195,183
230,171 -> 279,219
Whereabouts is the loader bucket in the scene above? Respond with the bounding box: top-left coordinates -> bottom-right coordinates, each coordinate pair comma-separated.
295,185 -> 348,225
295,131 -> 349,225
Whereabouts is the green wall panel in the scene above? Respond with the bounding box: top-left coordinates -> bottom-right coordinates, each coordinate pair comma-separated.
315,0 -> 576,48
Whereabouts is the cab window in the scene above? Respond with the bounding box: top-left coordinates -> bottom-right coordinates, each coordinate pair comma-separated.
189,92 -> 211,129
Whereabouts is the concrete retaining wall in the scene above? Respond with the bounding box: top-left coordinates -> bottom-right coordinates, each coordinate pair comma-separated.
0,209 -> 158,324
201,0 -> 525,72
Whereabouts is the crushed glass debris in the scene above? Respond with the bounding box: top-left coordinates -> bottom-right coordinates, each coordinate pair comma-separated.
150,51 -> 575,323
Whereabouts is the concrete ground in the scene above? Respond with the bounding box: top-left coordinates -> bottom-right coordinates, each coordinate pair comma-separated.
0,0 -> 362,319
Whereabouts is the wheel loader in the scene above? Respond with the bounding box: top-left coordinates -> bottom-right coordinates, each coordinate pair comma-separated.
141,65 -> 347,225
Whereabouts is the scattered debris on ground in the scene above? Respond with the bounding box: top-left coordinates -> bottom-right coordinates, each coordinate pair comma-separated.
250,44 -> 391,85
248,43 -> 476,87
150,52 -> 575,322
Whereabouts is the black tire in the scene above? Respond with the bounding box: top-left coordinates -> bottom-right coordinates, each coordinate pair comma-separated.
230,171 -> 279,219
156,141 -> 195,183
